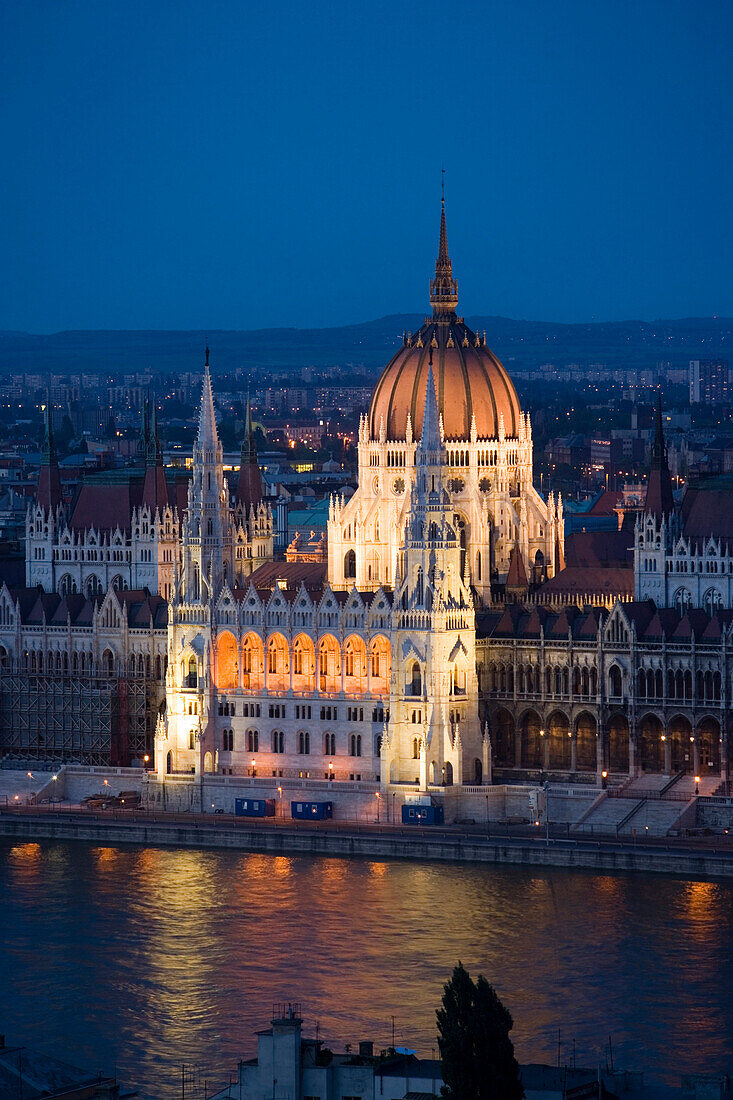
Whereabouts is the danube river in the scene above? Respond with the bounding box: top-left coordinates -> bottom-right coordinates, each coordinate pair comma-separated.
1,841 -> 731,1098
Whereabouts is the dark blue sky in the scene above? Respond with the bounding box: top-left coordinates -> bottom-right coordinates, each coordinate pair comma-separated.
1,0 -> 731,332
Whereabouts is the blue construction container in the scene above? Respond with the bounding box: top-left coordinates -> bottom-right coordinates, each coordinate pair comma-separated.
401,803 -> 444,826
291,800 -> 333,820
235,797 -> 276,818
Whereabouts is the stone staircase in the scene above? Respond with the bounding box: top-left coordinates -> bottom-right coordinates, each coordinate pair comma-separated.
616,798 -> 693,836
572,797 -> 644,834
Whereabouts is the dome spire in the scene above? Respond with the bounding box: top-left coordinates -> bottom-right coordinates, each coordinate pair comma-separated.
430,179 -> 458,319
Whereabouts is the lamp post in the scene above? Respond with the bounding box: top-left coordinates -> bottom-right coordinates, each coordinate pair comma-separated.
375,791 -> 380,823
695,775 -> 700,795
27,771 -> 33,806
328,760 -> 333,783
277,785 -> 282,820
251,758 -> 256,778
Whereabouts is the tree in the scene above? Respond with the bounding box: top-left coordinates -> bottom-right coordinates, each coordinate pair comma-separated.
437,963 -> 524,1100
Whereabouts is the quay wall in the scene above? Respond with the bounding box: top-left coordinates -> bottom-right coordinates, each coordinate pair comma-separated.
0,813 -> 730,881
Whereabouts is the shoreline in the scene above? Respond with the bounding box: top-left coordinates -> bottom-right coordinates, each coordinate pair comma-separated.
1,811 -> 732,881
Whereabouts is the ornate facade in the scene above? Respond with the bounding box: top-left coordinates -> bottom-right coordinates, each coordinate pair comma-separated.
479,599 -> 729,784
11,205 -> 731,799
327,200 -> 563,604
26,380 -> 272,601
635,400 -> 733,612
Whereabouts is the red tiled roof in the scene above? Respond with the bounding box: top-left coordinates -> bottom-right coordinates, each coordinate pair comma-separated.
587,489 -> 622,516
506,546 -> 528,588
563,530 -> 632,568
69,481 -> 143,532
682,486 -> 733,540
538,566 -> 633,599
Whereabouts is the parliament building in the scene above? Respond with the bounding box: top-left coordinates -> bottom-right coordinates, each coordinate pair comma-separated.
0,204 -> 730,806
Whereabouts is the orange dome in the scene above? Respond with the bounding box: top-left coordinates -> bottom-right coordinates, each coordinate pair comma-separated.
368,200 -> 522,442
368,320 -> 521,442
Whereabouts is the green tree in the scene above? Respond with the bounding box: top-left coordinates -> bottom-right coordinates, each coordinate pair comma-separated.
437,963 -> 524,1100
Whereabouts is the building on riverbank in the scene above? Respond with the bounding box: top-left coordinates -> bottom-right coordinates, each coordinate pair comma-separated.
0,204 -> 731,810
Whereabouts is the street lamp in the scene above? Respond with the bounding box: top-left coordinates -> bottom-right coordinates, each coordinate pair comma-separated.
695,775 -> 700,795
251,758 -> 256,778
328,760 -> 334,782
375,791 -> 380,823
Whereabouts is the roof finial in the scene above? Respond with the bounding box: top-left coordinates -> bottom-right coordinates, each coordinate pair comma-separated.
430,180 -> 458,319
205,345 -> 210,368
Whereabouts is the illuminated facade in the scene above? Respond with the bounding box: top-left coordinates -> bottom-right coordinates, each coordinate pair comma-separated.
328,200 -> 563,603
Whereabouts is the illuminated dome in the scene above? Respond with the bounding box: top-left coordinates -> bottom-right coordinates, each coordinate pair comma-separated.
368,202 -> 521,442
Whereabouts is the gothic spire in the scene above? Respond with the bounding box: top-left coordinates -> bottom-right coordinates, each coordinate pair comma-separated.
197,350 -> 219,448
419,357 -> 441,453
236,391 -> 263,508
41,393 -> 57,465
644,393 -> 674,518
146,393 -> 163,467
37,396 -> 62,510
135,398 -> 148,466
430,190 -> 458,318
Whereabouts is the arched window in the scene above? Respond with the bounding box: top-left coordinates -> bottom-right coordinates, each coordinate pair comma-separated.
103,649 -> 114,677
412,737 -> 420,759
247,729 -> 259,752
409,661 -> 422,697
344,549 -> 356,579
271,730 -> 284,753
187,656 -> 198,689
298,730 -> 310,755
324,732 -> 336,755
674,588 -> 692,614
609,665 -> 622,697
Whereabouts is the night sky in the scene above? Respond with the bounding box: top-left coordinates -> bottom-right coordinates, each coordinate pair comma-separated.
1,0 -> 731,332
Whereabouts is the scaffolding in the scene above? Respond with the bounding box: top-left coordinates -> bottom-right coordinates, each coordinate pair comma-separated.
0,673 -> 159,766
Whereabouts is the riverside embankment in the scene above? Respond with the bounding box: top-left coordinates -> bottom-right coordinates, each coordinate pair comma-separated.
1,809 -> 731,880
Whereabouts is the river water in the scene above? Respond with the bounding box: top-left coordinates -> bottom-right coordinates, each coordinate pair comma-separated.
0,840 -> 731,1098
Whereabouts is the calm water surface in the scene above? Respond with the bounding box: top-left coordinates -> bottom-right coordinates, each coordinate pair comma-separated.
0,841 -> 731,1098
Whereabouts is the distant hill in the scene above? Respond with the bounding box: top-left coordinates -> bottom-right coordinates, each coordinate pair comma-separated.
0,315 -> 730,375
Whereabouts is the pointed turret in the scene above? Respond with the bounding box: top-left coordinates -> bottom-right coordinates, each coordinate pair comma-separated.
135,399 -> 148,465
197,347 -> 219,449
142,397 -> 168,509
37,397 -> 62,510
429,194 -> 458,318
419,359 -> 441,453
235,393 -> 263,508
644,394 -> 674,518
506,545 -> 529,598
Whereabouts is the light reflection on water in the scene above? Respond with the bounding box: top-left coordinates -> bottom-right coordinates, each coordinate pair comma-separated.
0,841 -> 731,1099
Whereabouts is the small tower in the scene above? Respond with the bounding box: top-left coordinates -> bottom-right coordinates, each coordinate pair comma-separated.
384,362 -> 481,798
644,395 -> 675,519
181,348 -> 231,599
235,394 -> 263,509
36,397 -> 62,512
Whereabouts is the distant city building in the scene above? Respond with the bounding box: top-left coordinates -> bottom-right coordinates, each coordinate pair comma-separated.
689,359 -> 729,405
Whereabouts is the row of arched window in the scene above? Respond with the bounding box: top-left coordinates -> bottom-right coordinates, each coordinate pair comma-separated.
212,631 -> 392,694
221,729 -> 373,757
15,647 -> 165,679
484,663 -> 598,698
637,667 -> 722,703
